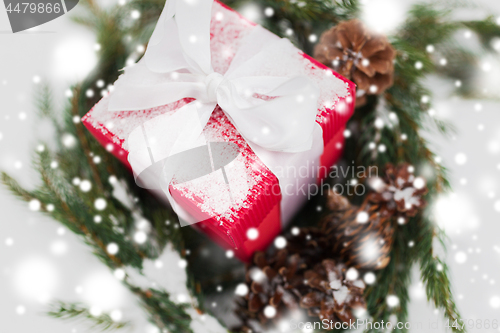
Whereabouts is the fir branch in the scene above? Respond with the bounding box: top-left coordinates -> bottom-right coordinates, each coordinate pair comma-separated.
1,2 -> 213,331
341,3 -> 473,331
417,218 -> 464,332
364,226 -> 413,333
462,16 -> 500,51
48,302 -> 129,331
3,85 -> 207,333
128,285 -> 194,333
35,84 -> 55,119
1,172 -> 35,202
34,149 -> 126,267
70,86 -> 105,192
397,4 -> 456,51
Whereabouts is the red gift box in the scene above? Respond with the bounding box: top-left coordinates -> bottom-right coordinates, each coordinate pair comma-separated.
83,0 -> 355,261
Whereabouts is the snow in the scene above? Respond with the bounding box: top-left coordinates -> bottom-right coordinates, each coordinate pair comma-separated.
332,285 -> 350,305
393,187 -> 420,209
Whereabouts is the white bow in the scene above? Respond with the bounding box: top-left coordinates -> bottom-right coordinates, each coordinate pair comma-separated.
107,0 -> 321,224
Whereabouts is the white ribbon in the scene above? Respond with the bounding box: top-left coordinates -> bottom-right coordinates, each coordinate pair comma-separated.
107,0 -> 321,225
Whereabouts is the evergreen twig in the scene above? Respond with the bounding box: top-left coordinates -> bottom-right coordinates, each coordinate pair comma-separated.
48,302 -> 129,331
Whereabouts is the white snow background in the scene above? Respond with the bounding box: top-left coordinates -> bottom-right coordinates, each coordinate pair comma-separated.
1,0 -> 500,332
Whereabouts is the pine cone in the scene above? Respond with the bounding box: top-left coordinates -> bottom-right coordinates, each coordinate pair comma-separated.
321,164 -> 428,270
235,164 -> 428,332
314,19 -> 396,107
322,191 -> 394,270
368,163 -> 428,222
235,231 -> 366,332
301,259 -> 365,322
235,249 -> 308,332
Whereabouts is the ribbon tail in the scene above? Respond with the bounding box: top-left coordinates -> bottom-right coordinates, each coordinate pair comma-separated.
127,102 -> 216,225
169,102 -> 215,155
159,102 -> 215,226
160,165 -> 198,227
160,140 -> 241,228
127,103 -> 210,187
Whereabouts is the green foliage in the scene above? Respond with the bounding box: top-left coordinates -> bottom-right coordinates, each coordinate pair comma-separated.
1,1 -> 203,331
338,0 -> 500,330
128,285 -> 194,333
398,5 -> 455,51
463,16 -> 500,50
2,85 -> 198,331
222,0 -> 359,53
48,302 -> 130,331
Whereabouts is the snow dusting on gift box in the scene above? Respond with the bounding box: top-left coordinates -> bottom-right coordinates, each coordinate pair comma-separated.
83,0 -> 355,261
